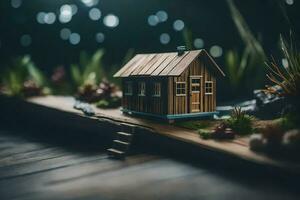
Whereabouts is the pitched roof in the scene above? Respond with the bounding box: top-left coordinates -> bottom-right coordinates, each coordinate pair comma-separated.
114,49 -> 225,77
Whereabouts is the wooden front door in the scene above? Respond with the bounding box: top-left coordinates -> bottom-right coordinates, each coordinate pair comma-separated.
190,76 -> 202,113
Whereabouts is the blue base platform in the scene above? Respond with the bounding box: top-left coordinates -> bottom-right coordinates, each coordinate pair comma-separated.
121,108 -> 219,121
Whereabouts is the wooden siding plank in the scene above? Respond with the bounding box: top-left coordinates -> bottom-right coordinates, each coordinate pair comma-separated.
159,52 -> 190,76
168,77 -> 174,115
151,53 -> 178,76
168,50 -> 200,76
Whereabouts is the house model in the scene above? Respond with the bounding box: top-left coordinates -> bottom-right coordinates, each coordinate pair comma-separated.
114,47 -> 225,122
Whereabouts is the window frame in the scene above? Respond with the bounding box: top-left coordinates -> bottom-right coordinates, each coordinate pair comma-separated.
175,82 -> 186,96
190,77 -> 201,94
205,81 -> 213,95
152,82 -> 161,97
124,81 -> 133,96
138,81 -> 146,96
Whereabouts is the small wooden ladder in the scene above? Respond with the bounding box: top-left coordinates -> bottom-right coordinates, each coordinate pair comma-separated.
107,123 -> 135,159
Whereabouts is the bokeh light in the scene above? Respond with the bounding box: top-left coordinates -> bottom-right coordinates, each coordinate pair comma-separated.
156,10 -> 168,22
95,33 -> 105,43
159,33 -> 170,44
70,4 -> 78,15
89,8 -> 101,21
36,12 -> 46,24
173,20 -> 185,31
60,28 -> 71,40
285,0 -> 294,5
194,38 -> 204,49
20,34 -> 32,47
11,0 -> 22,8
209,45 -> 223,57
36,12 -> 56,24
148,15 -> 159,26
69,33 -> 81,45
81,0 -> 99,7
59,5 -> 73,24
103,14 -> 119,28
44,13 -> 56,24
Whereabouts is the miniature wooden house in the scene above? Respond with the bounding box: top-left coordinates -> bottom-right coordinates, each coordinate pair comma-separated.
114,49 -> 225,121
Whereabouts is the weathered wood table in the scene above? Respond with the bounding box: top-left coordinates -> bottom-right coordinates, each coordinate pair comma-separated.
0,95 -> 300,199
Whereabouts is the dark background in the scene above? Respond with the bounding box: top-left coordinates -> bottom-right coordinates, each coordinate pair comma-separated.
0,0 -> 299,75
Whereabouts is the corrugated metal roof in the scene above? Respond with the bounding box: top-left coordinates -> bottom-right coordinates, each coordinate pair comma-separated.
113,50 -> 225,77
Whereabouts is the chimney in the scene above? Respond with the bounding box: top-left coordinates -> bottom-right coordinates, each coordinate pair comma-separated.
177,46 -> 186,56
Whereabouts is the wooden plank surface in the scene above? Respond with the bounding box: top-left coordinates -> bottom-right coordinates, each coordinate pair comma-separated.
151,53 -> 178,76
1,96 -> 300,199
0,129 -> 300,200
26,96 -> 300,173
159,52 -> 190,76
168,50 -> 200,76
113,54 -> 140,77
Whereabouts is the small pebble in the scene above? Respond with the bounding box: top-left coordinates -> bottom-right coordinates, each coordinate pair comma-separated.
282,129 -> 300,149
74,100 -> 95,116
249,134 -> 265,151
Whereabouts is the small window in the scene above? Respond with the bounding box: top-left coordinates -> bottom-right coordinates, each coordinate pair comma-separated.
153,82 -> 161,97
191,79 -> 200,84
191,77 -> 201,93
205,81 -> 213,95
176,82 -> 186,96
138,82 -> 146,96
124,82 -> 133,95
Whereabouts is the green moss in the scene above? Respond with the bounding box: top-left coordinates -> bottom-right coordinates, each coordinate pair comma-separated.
96,99 -> 109,108
280,113 -> 300,131
95,97 -> 121,109
198,129 -> 212,140
176,120 -> 213,130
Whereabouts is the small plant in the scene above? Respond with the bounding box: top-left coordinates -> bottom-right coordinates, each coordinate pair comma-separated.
211,122 -> 235,139
265,36 -> 300,110
198,129 -> 212,140
225,0 -> 266,97
279,112 -> 300,131
226,107 -> 253,135
70,49 -> 105,91
1,55 -> 51,97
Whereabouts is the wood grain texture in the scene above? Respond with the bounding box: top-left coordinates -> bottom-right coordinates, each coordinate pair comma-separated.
114,50 -> 225,78
1,127 -> 299,200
